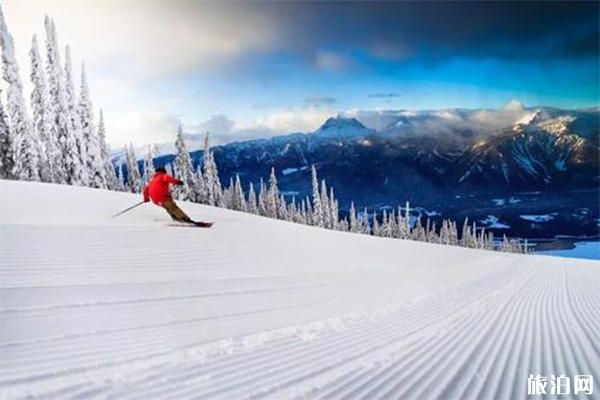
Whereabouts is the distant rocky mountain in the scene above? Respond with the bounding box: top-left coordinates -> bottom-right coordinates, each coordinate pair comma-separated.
150,105 -> 598,212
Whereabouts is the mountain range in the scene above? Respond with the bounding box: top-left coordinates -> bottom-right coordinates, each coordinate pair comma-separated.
148,103 -> 599,238
152,103 -> 598,194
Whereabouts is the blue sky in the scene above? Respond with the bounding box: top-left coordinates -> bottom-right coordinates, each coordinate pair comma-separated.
4,1 -> 599,146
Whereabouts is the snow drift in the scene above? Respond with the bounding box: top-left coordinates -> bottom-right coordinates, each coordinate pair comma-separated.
0,180 -> 598,399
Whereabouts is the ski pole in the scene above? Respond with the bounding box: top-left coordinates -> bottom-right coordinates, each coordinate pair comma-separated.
111,201 -> 145,219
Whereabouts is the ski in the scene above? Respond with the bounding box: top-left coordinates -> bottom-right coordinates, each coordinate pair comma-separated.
167,221 -> 214,228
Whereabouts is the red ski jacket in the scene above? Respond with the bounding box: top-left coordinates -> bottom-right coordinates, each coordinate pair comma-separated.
143,172 -> 182,204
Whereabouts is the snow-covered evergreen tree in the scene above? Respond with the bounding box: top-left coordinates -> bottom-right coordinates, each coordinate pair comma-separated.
348,202 -> 358,233
221,177 -> 234,208
117,162 -> 126,191
63,45 -> 87,185
266,167 -> 280,218
231,174 -> 246,211
202,132 -> 222,206
174,126 -> 197,201
277,193 -> 288,220
310,165 -> 323,227
45,17 -> 78,185
97,110 -> 118,190
29,34 -> 56,183
77,63 -> 105,188
1,5 -> 40,181
194,164 -> 206,202
360,208 -> 371,234
372,212 -> 381,236
165,162 -> 174,177
0,91 -> 14,179
257,178 -> 267,216
328,187 -> 339,230
246,182 -> 257,214
143,145 -> 155,184
319,180 -> 331,228
125,144 -> 141,193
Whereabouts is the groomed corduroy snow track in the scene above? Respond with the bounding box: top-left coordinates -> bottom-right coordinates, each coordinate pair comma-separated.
1,180 -> 598,399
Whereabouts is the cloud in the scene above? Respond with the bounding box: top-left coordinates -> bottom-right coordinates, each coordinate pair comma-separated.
3,0 -> 280,80
193,115 -> 235,135
314,50 -> 350,71
250,107 -> 334,134
368,92 -> 400,98
106,111 -> 183,148
305,96 -> 336,107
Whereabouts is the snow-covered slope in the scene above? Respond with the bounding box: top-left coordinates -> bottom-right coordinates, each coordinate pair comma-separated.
1,180 -> 598,399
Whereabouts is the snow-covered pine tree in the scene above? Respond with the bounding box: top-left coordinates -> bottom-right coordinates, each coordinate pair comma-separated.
439,220 -> 449,244
202,132 -> 222,206
426,220 -> 437,243
125,143 -> 141,193
174,126 -> 198,201
0,6 -> 40,181
288,196 -> 298,222
304,195 -> 313,225
165,162 -> 174,177
43,17 -> 65,183
194,164 -> 206,203
143,145 -> 155,184
45,18 -> 79,185
247,182 -> 258,214
396,206 -> 407,239
360,207 -> 371,234
412,217 -> 426,241
257,178 -> 267,216
381,209 -> 390,237
348,202 -> 359,233
77,63 -> 105,188
310,165 -> 324,227
0,91 -> 14,179
232,174 -> 246,211
222,177 -> 234,209
299,198 -> 308,224
117,162 -> 126,191
320,180 -> 330,229
266,167 -> 279,218
96,110 -> 118,190
328,187 -> 339,230
278,193 -> 288,220
388,209 -> 398,238
372,211 -> 380,236
63,45 -> 87,186
29,34 -> 56,183
339,218 -> 349,232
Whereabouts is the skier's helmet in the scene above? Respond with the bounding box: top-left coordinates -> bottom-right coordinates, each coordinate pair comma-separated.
156,166 -> 167,173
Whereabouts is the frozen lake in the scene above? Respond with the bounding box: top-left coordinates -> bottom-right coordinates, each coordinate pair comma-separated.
536,240 -> 600,261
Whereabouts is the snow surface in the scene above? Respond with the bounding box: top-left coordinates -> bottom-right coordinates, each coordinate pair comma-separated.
520,214 -> 554,223
479,215 -> 510,229
1,180 -> 599,399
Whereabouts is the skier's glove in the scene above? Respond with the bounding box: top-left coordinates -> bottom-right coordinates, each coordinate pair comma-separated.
176,180 -> 184,186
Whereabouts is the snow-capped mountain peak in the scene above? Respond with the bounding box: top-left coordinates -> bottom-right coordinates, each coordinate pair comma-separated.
313,116 -> 373,138
514,109 -> 541,126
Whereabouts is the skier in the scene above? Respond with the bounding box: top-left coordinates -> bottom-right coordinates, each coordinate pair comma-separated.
143,166 -> 212,227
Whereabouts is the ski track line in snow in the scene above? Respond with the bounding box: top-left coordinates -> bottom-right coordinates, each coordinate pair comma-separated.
1,180 -> 599,399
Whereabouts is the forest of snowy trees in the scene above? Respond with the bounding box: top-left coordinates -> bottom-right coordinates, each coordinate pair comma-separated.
0,7 -> 526,254
0,7 -> 118,189
134,128 -> 527,254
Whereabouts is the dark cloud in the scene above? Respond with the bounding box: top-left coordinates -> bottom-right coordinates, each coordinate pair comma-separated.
305,96 -> 337,107
224,1 -> 599,63
368,93 -> 400,98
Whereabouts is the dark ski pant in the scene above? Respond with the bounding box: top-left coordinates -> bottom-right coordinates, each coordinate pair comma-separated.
161,200 -> 193,223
